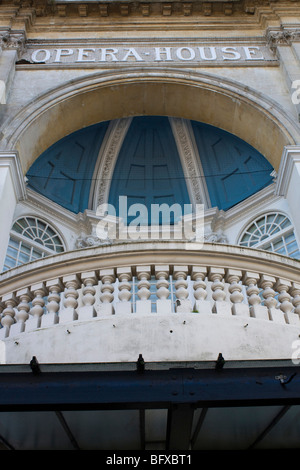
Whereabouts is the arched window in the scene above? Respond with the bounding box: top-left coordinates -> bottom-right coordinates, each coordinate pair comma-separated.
3,217 -> 65,272
238,212 -> 300,259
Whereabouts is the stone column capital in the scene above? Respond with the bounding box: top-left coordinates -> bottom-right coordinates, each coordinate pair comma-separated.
266,28 -> 300,53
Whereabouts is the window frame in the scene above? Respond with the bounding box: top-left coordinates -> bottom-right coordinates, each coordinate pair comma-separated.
238,211 -> 300,259
3,216 -> 65,272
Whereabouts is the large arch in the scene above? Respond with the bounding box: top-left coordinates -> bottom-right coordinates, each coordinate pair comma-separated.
2,68 -> 300,173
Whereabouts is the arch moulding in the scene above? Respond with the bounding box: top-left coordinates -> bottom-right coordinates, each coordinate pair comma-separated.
2,68 -> 300,173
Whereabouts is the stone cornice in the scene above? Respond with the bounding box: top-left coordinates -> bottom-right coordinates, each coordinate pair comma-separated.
0,0 -> 298,35
0,0 -> 292,19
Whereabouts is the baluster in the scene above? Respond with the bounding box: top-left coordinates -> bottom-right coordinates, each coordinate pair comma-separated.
191,267 -> 211,314
42,278 -> 63,327
10,288 -> 32,335
209,267 -> 231,315
291,282 -> 300,318
155,265 -> 172,314
77,272 -> 98,320
115,267 -> 132,314
99,268 -> 115,315
60,274 -> 81,323
136,266 -> 151,314
259,275 -> 284,323
0,293 -> 17,338
276,278 -> 297,324
173,266 -> 192,312
26,282 -> 47,331
225,269 -> 249,316
243,272 -> 268,319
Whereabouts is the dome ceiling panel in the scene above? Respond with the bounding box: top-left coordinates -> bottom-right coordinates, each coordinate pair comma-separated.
26,117 -> 274,215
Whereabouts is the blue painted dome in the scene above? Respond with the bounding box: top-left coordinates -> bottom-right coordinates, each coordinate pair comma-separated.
191,121 -> 273,211
108,116 -> 191,224
27,121 -> 109,214
26,117 -> 273,216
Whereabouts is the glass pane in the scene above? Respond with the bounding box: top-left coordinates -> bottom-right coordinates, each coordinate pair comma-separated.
274,246 -> 286,255
44,242 -> 55,250
9,237 -> 19,248
286,237 -> 297,248
37,219 -> 46,230
269,223 -> 281,236
12,223 -> 23,234
23,227 -> 36,240
286,241 -> 298,255
3,257 -> 16,270
13,219 -> 28,231
291,250 -> 300,260
272,238 -> 284,249
256,217 -> 266,228
35,228 -> 44,239
46,226 -> 56,237
18,250 -> 30,264
19,242 -> 31,255
285,233 -> 295,243
32,248 -> 43,259
280,218 -> 291,229
6,245 -> 18,259
241,233 -> 250,243
26,217 -> 36,226
266,213 -> 277,223
265,223 -> 273,233
247,224 -> 257,234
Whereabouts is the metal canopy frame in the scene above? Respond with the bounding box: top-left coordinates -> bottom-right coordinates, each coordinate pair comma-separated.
0,359 -> 299,451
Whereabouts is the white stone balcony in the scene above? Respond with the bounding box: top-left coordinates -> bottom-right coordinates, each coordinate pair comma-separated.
0,240 -> 299,364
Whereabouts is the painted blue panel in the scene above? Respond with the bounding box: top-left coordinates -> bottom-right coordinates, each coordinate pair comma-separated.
26,117 -> 273,218
26,121 -> 109,213
191,121 -> 273,210
108,117 -> 191,225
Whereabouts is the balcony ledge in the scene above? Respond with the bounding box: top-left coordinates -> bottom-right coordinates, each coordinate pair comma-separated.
0,241 -> 299,365
0,240 -> 299,293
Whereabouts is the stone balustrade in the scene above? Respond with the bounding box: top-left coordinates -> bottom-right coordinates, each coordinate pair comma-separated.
0,241 -> 299,341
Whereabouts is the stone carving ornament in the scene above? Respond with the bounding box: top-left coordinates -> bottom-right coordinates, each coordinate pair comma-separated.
267,29 -> 300,53
0,31 -> 27,57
